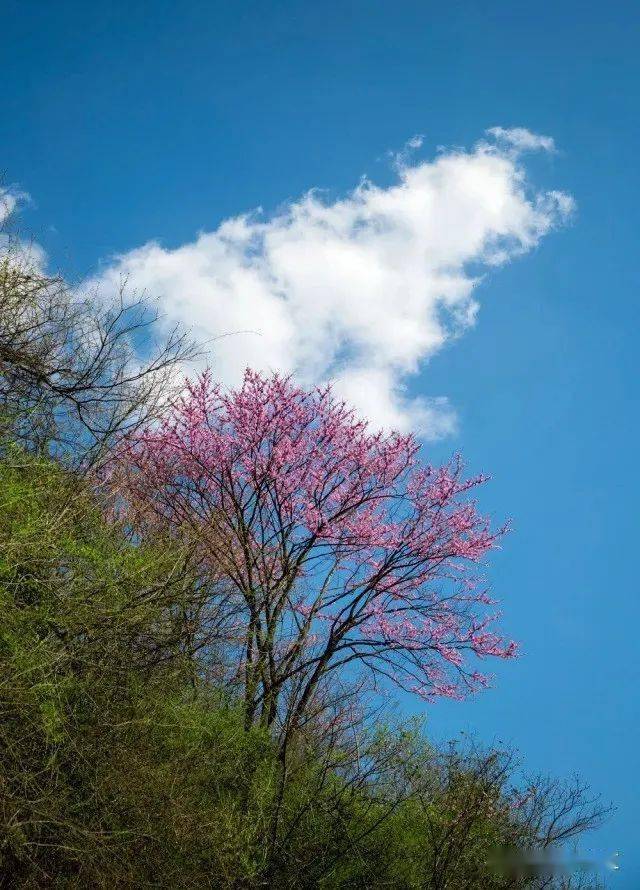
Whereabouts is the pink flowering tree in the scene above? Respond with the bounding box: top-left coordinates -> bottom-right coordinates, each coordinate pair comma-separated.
110,369 -> 516,737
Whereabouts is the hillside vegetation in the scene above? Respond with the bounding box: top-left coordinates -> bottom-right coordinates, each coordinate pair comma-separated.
0,242 -> 608,888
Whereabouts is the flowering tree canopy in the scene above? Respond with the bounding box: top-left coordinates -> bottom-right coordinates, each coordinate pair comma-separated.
112,369 -> 516,733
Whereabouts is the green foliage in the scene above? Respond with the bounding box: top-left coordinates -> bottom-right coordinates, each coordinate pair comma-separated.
0,451 -> 279,885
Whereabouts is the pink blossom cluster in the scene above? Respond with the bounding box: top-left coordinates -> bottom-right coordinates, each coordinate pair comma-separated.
112,369 -> 517,703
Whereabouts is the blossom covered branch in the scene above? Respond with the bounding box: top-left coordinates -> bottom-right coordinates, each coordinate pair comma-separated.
110,370 -> 517,731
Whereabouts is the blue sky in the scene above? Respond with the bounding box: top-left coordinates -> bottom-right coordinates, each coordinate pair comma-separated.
3,1 -> 638,883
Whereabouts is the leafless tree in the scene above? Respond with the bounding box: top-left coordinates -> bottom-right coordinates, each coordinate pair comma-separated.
417,739 -> 613,890
0,236 -> 198,469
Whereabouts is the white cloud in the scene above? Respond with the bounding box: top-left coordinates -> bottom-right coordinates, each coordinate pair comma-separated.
0,188 -> 49,271
0,187 -> 28,227
90,128 -> 573,437
486,126 -> 556,154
